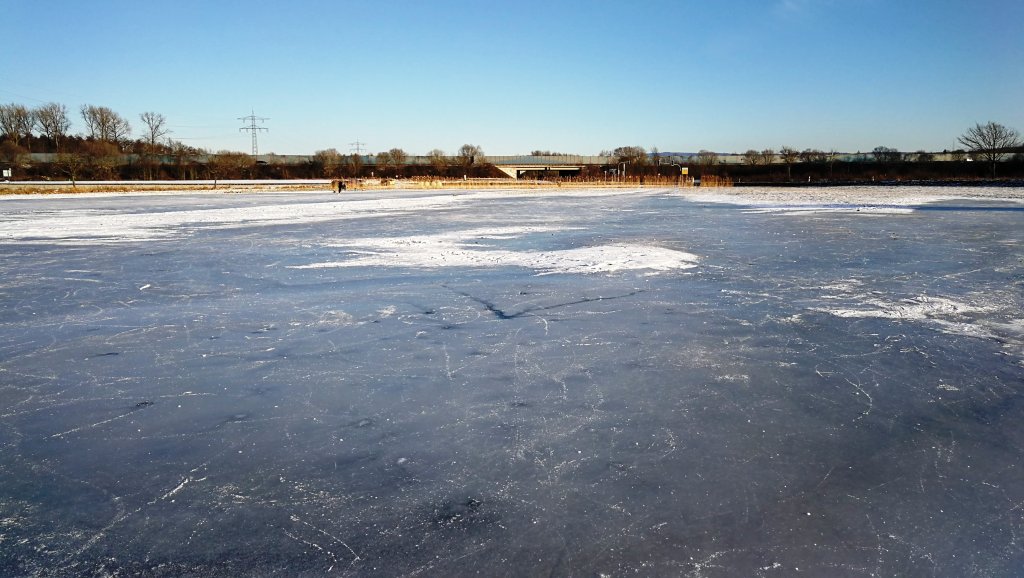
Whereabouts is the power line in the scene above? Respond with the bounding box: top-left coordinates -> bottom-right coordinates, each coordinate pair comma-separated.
349,139 -> 366,154
238,111 -> 269,155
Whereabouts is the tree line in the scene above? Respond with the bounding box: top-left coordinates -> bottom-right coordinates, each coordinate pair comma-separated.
0,101 -> 501,181
602,122 -> 1022,181
1,101 -> 1020,182
308,144 -> 490,180
0,102 -> 198,181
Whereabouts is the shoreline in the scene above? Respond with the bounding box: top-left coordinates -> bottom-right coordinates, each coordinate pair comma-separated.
733,179 -> 1024,188
1,182 -> 1023,207
3,177 -> 1024,195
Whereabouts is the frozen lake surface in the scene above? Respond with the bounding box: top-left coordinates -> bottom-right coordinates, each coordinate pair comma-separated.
1,187 -> 1023,576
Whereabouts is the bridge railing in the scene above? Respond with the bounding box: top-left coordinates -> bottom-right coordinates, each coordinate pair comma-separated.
484,155 -> 617,165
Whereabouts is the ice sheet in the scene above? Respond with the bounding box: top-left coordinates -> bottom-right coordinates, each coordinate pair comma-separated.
1,186 -> 1023,576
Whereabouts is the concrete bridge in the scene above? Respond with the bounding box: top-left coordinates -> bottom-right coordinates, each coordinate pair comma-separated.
360,154 -> 617,178
482,155 -> 615,178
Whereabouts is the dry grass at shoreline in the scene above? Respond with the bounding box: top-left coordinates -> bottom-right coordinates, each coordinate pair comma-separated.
0,183 -> 327,196
2,180 -> 1022,205
0,176 -> 715,196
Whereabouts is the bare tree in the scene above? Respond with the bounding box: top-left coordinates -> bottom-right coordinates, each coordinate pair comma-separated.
110,113 -> 132,146
779,146 -> 800,179
377,148 -> 408,178
428,149 -> 448,176
613,146 -> 648,166
34,102 -> 71,151
0,141 -> 30,168
79,105 -> 100,139
346,153 -> 363,177
208,150 -> 254,180
759,148 -> 775,166
800,149 -> 825,163
458,144 -> 484,168
55,151 -> 87,185
83,140 -> 122,179
80,105 -> 131,145
387,148 -> 408,172
0,103 -> 36,147
742,149 -> 761,165
138,112 -> 170,179
170,140 -> 203,179
958,121 -> 1021,177
872,146 -> 902,164
80,106 -> 98,139
140,112 -> 169,147
374,151 -> 393,174
695,150 -> 719,169
609,146 -> 647,180
312,148 -> 343,178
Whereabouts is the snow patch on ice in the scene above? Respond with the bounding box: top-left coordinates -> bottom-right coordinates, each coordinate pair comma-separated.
0,188 -> 662,245
290,226 -> 699,275
811,287 -> 1024,359
0,197 -> 451,244
314,310 -> 357,327
818,295 -> 995,320
678,186 -> 1024,214
741,205 -> 914,215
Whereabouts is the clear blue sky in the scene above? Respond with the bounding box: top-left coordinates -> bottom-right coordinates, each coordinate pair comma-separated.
3,0 -> 1022,156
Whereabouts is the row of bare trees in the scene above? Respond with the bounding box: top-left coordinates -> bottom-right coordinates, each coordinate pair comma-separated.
0,101 -> 190,181
3,103 -> 1020,181
740,127 -> 1021,179
306,144 -> 486,178
605,122 -> 1020,180
0,102 -> 173,152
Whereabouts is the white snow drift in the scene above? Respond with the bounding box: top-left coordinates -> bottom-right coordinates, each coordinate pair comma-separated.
291,226 -> 699,275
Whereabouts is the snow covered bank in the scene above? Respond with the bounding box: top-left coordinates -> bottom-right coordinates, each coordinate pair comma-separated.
676,185 -> 1024,212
